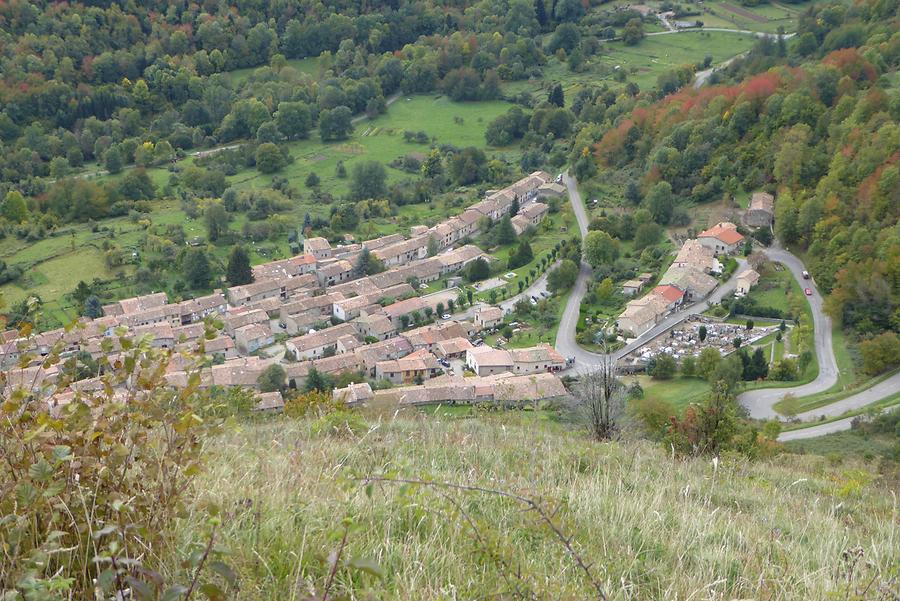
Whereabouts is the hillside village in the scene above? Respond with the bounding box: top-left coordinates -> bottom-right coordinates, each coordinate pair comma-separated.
0,169 -> 777,413
1,172 -> 573,410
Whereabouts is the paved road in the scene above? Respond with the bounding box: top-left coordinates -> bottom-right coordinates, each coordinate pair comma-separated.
551,174 -> 896,439
694,54 -> 745,88
778,395 -> 900,441
737,245 -> 839,419
554,172 -> 749,371
499,264 -> 555,314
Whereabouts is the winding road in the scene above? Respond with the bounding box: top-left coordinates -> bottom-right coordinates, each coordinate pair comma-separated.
555,173 -> 749,370
554,172 -> 897,439
737,246 -> 838,419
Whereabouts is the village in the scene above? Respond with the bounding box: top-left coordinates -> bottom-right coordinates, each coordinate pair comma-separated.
0,182 -> 776,412
613,193 -> 773,364
1,172 -> 573,411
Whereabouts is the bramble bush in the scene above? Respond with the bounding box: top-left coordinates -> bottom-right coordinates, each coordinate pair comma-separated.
0,313 -> 236,600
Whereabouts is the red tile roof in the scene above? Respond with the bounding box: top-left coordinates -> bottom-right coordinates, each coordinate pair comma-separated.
653,285 -> 685,303
699,222 -> 744,245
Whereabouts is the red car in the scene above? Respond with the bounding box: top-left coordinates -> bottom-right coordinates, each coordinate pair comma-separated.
804,288 -> 813,296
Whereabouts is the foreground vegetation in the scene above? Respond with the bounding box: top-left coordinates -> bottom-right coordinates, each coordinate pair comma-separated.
181,409 -> 897,599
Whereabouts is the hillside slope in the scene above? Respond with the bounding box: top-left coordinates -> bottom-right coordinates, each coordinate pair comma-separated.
178,410 -> 897,599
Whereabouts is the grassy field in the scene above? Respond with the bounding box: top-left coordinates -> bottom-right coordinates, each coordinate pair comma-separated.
172,411 -> 898,599
632,374 -> 711,411
508,30 -> 756,102
786,428 -> 898,462
743,262 -> 798,315
601,31 -> 756,90
781,392 -> 900,432
3,96 -> 523,316
697,0 -> 809,33
487,290 -> 572,349
227,57 -> 322,85
226,96 -> 517,202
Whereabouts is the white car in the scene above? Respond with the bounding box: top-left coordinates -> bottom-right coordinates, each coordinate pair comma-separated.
442,314 -> 451,320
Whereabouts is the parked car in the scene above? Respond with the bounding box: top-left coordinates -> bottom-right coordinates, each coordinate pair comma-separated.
804,288 -> 812,296
802,270 -> 810,279
442,313 -> 451,320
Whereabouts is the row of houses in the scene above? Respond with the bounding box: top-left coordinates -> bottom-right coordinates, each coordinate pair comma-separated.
2,172 -> 571,407
617,223 -> 748,337
332,371 -> 568,408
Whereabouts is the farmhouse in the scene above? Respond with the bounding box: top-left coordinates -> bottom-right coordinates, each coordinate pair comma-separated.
736,269 -> 761,295
621,279 -> 644,296
509,344 -> 567,374
466,346 -> 514,376
659,267 -> 718,302
372,236 -> 429,267
354,313 -> 398,341
672,239 -> 719,273
436,245 -> 487,275
434,337 -> 474,359
474,306 -> 504,330
381,296 -> 429,328
744,192 -> 774,228
401,321 -> 470,351
176,293 -> 227,325
617,293 -> 672,337
286,323 -> 358,360
375,349 -> 443,384
254,391 -> 285,412
227,279 -> 282,307
332,382 -> 374,405
303,237 -> 332,260
234,323 -> 274,353
316,260 -> 354,287
252,254 -> 317,280
697,222 -> 744,255
223,309 -> 268,336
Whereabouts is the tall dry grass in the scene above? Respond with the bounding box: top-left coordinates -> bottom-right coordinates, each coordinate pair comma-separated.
173,408 -> 897,599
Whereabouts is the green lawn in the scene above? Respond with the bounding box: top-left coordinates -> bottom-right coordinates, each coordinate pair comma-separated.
632,375 -> 711,412
743,262 -> 799,316
476,208 -> 576,305
227,57 -> 322,85
490,290 -> 571,349
780,392 -> 900,432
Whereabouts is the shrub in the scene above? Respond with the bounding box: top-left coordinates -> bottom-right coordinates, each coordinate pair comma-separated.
0,327 -> 232,598
310,409 -> 368,437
